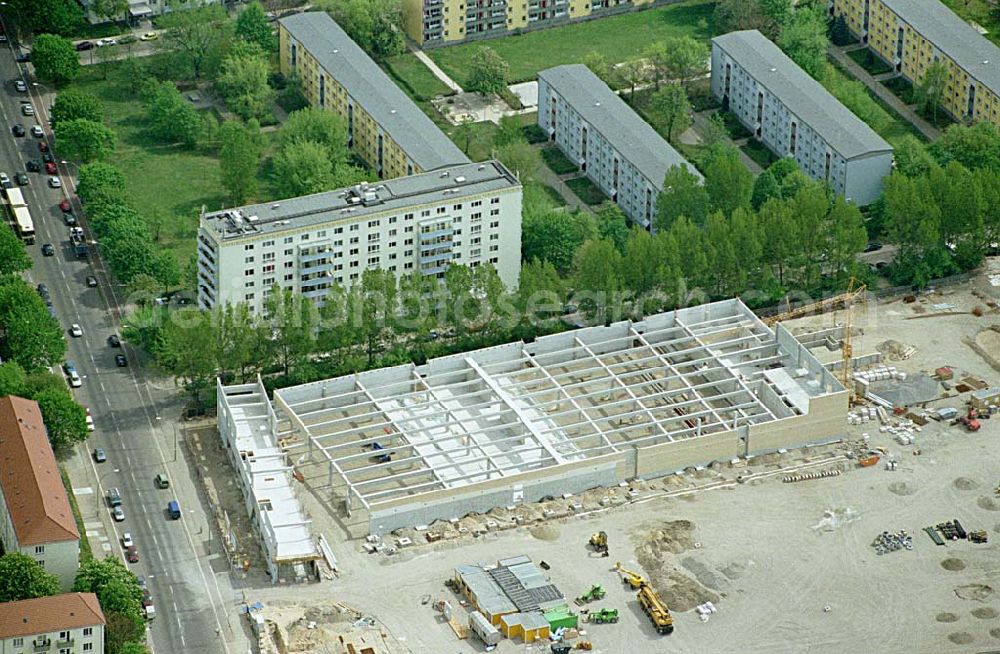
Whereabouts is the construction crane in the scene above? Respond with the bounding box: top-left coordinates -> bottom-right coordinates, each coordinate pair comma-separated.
612,562 -> 648,589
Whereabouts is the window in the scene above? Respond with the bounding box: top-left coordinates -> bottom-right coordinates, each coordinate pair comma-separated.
334,227 -> 343,234
300,233 -> 310,241
368,244 -> 379,253
284,274 -> 294,281
421,210 -> 431,217
471,200 -> 482,207
489,244 -> 499,252
405,225 -> 414,233
368,257 -> 379,266
389,228 -> 397,236
490,197 -> 500,204
244,244 -> 254,251
83,644 -> 93,652
368,219 -> 380,228
489,221 -> 499,229
263,252 -> 275,262
13,638 -> 23,647
59,632 -> 69,640
263,264 -> 275,273
452,203 -> 463,210
284,237 -> 293,244
60,649 -> 70,654
244,269 -> 255,276
349,248 -> 359,256
262,240 -> 274,247
35,545 -> 44,554
389,216 -> 397,224
368,233 -> 380,242
317,230 -> 326,237
37,560 -> 44,567
350,224 -> 359,231
284,249 -> 293,256
404,238 -> 413,246
471,212 -> 482,221
245,280 -> 255,288
405,213 -> 414,220
244,256 -> 254,263
263,277 -> 275,286
490,209 -> 499,216
436,206 -> 447,214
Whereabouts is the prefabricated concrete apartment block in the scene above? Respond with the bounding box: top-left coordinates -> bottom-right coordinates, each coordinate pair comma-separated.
537,64 -> 702,229
711,30 -> 894,206
225,299 -> 847,535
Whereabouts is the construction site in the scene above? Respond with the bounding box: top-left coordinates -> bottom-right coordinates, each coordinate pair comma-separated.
229,267 -> 1000,654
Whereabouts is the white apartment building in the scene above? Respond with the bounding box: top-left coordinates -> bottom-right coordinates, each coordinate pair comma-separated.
537,64 -> 703,230
0,593 -> 105,654
0,397 -> 80,592
80,0 -> 221,24
711,30 -> 893,206
197,161 -> 523,314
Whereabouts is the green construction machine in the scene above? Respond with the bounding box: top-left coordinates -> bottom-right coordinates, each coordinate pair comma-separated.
575,585 -> 607,606
588,608 -> 619,624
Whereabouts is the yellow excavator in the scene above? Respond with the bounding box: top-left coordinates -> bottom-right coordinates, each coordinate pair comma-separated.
588,531 -> 608,556
637,584 -> 674,634
612,562 -> 647,589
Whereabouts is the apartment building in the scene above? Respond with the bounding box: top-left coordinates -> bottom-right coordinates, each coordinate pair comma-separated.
537,64 -> 702,230
0,593 -> 105,654
0,397 -> 80,592
80,0 -> 221,24
278,12 -> 469,180
832,0 -> 1000,126
402,0 -> 664,47
197,161 -> 522,314
711,30 -> 893,206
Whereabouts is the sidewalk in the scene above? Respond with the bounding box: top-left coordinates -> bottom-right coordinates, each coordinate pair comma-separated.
827,44 -> 941,141
531,143 -> 596,214
408,43 -> 463,94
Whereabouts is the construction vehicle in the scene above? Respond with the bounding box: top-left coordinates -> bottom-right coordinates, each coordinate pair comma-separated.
960,407 -> 982,432
551,645 -> 573,654
637,584 -> 674,634
970,530 -> 989,544
613,562 -> 648,589
574,585 -> 606,606
589,531 -> 608,555
587,608 -> 619,624
576,643 -> 593,651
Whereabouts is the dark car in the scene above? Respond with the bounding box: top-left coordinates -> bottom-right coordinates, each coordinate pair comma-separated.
15,172 -> 28,186
41,243 -> 54,256
11,124 -> 24,137
93,447 -> 107,463
86,275 -> 98,287
76,40 -> 94,51
36,283 -> 49,298
37,140 -> 48,153
864,241 -> 883,253
63,213 -> 77,226
126,546 -> 139,563
107,334 -> 121,347
45,162 -> 57,174
26,160 -> 40,172
115,354 -> 128,367
42,152 -> 54,164
59,199 -> 72,213
15,53 -> 29,63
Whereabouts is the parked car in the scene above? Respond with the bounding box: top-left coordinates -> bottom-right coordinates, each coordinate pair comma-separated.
59,199 -> 72,212
63,360 -> 82,387
95,38 -> 118,47
86,275 -> 98,287
36,283 -> 48,298
25,159 -> 40,172
14,53 -> 29,63
41,243 -> 54,256
155,473 -> 170,489
0,172 -> 10,188
10,124 -> 24,136
126,545 -> 139,562
108,334 -> 121,347
92,447 -> 106,463
85,409 -> 95,431
13,80 -> 26,92
63,212 -> 77,226
76,40 -> 94,51
45,162 -> 57,174
69,324 -> 83,337
113,506 -> 126,522
115,354 -> 127,367
48,176 -> 61,188
167,500 -> 181,520
121,532 -> 134,548
42,152 -> 53,163
30,125 -> 43,138
106,487 -> 122,507
15,171 -> 28,186
864,241 -> 883,253
38,140 -> 48,152
21,104 -> 33,116
140,32 -> 158,41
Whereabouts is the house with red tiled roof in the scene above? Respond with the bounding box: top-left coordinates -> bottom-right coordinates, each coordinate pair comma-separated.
0,592 -> 105,654
0,396 -> 81,590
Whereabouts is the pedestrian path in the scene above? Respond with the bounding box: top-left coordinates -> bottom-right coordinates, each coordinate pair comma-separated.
409,44 -> 464,94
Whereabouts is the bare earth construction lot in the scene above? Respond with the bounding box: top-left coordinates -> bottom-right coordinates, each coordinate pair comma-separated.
249,276 -> 1000,654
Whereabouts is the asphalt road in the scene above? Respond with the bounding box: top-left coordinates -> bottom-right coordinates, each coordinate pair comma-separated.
0,41 -> 245,654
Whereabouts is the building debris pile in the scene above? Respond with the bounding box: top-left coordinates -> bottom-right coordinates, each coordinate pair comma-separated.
871,530 -> 913,555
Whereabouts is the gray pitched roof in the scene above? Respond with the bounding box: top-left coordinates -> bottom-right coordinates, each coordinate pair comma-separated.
712,30 -> 893,160
881,0 -> 1000,94
279,12 -> 469,171
538,64 -> 702,187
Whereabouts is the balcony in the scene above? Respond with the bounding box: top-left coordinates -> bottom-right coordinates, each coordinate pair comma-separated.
301,285 -> 330,299
197,246 -> 216,269
419,251 -> 454,265
299,247 -> 332,264
33,640 -> 51,653
419,226 -> 454,241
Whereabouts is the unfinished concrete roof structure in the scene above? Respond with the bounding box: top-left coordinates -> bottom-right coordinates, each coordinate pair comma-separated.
270,299 -> 846,534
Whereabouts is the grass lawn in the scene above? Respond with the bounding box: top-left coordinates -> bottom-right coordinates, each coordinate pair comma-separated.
719,110 -> 752,140
847,48 -> 894,76
941,0 -> 1000,47
64,65 -> 280,265
821,63 -> 924,145
565,176 -> 607,206
882,75 -> 915,104
61,467 -> 93,564
740,138 -> 777,169
383,54 -> 452,101
541,145 -> 578,175
428,0 -> 715,85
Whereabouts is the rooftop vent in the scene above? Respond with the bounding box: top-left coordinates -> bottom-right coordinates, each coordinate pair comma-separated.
455,176 -> 466,183
246,215 -> 259,223
271,204 -> 280,210
594,101 -> 600,107
440,171 -> 450,178
478,165 -> 486,170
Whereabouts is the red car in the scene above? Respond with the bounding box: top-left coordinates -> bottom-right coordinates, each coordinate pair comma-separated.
59,199 -> 71,212
37,140 -> 48,153
45,162 -> 57,174
126,546 -> 139,563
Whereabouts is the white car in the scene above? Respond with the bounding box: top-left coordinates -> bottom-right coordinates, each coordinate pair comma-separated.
30,125 -> 43,138
85,409 -> 95,431
48,176 -> 61,188
112,506 -> 125,522
121,532 -> 134,548
69,324 -> 83,337
14,80 -> 26,92
68,372 -> 82,388
95,38 -> 118,47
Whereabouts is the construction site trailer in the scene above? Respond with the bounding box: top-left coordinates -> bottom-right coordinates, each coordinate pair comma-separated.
469,611 -> 501,647
971,387 -> 1000,410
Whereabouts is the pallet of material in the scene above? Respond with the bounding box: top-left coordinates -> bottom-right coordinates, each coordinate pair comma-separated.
448,616 -> 468,639
924,526 -> 945,546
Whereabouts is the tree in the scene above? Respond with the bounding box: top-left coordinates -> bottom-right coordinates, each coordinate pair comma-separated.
655,164 -> 708,230
111,56 -> 149,95
767,157 -> 800,184
35,389 -> 88,451
649,84 -> 691,144
0,279 -> 66,372
316,0 -> 405,60
893,135 -> 937,178
751,168 -> 781,210
51,90 -> 103,128
356,269 -> 397,364
699,113 -> 728,148
77,162 -> 128,207
572,239 -> 623,320
155,309 -> 217,408
777,6 -> 829,79
596,204 -> 630,254
822,196 -> 868,280
0,223 -> 31,275
89,0 -> 128,22
144,81 -> 201,147
619,60 -> 645,99
883,173 -> 952,286
494,115 -> 525,148
159,5 -> 231,80
583,51 -> 613,85
75,557 -> 141,596
0,361 -> 27,397
453,116 -> 475,155
217,52 -> 275,121
56,119 -> 116,162
830,13 -> 852,46
758,197 -> 797,285
644,42 -> 670,91
662,36 -> 709,84
32,34 -> 80,83
930,121 -> 1000,172
236,1 -> 277,52
468,47 -> 509,96
914,60 -> 948,122
279,108 -> 349,164
264,288 -> 315,379
714,0 -> 775,39
929,161 -> 985,271
703,145 -> 753,216
517,259 -> 565,319
0,552 -> 60,602
9,0 -> 83,37
497,142 -> 542,183
219,120 -> 263,204
273,139 -> 335,197
521,209 -> 591,275
117,644 -> 150,654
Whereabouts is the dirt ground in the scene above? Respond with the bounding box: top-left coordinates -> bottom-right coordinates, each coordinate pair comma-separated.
238,275 -> 1000,654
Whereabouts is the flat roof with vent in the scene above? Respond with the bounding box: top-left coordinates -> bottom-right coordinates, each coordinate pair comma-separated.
200,160 -> 519,242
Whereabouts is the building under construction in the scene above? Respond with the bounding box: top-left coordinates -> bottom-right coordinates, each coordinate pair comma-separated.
264,298 -> 846,534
